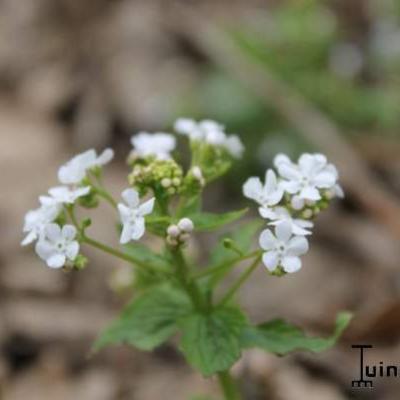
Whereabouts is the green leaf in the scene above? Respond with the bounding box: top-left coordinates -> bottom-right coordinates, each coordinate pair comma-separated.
177,195 -> 202,218
94,285 -> 193,351
146,215 -> 171,236
124,242 -> 171,271
188,208 -> 248,232
240,312 -> 352,355
180,307 -> 247,376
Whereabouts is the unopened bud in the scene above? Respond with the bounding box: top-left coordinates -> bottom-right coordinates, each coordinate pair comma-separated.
161,178 -> 172,188
302,209 -> 313,219
178,218 -> 194,233
291,196 -> 304,210
167,224 -> 180,238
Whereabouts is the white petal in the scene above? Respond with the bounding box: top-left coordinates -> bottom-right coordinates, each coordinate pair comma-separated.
66,241 -> 79,260
282,256 -> 302,273
96,148 -> 114,165
118,203 -> 131,222
120,223 -> 133,244
21,231 -> 37,246
266,188 -> 284,206
273,153 -> 291,168
62,225 -> 77,240
138,197 -> 155,216
300,186 -> 321,201
75,186 -> 91,197
35,240 -> 56,260
262,251 -> 279,271
259,229 -> 277,250
259,207 -> 277,220
243,177 -> 263,202
334,184 -> 345,198
291,222 -> 312,236
131,218 -> 145,240
45,224 -> 62,241
280,180 -> 301,194
314,171 -> 336,188
277,163 -> 301,181
287,236 -> 309,256
174,118 -> 196,135
48,186 -> 68,199
121,188 -> 139,208
275,221 -> 292,242
265,170 -> 277,193
47,254 -> 66,268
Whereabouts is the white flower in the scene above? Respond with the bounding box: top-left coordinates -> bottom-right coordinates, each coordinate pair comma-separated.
118,189 -> 155,244
174,117 -> 244,158
35,224 -> 79,268
243,169 -> 284,212
275,153 -> 338,201
40,186 -> 91,206
21,204 -> 61,246
58,148 -> 114,185
191,166 -> 205,186
259,221 -> 309,273
131,132 -> 176,161
260,206 -> 313,236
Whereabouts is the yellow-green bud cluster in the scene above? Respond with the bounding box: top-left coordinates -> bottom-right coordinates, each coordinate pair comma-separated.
128,159 -> 183,197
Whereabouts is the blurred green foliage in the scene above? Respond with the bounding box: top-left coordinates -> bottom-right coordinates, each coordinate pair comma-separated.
174,0 -> 400,191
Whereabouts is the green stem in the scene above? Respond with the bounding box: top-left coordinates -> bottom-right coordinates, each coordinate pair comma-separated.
191,250 -> 261,280
81,235 -> 169,275
218,255 -> 262,307
171,249 -> 204,311
217,370 -> 241,400
94,186 -> 118,209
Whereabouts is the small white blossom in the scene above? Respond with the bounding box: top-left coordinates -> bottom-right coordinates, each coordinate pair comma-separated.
21,204 -> 61,246
243,169 -> 284,214
260,206 -> 313,236
118,189 -> 155,244
275,153 -> 338,201
259,221 -> 309,273
131,132 -> 176,161
35,224 -> 79,268
40,186 -> 91,206
174,118 -> 244,158
58,148 -> 114,185
166,218 -> 194,247
167,224 -> 180,238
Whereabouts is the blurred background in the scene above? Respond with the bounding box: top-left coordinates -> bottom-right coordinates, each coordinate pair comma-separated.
1,0 -> 400,399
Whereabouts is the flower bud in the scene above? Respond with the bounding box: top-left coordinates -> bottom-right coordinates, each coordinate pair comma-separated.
291,195 -> 304,210
167,224 -> 180,238
178,218 -> 194,233
161,178 -> 172,188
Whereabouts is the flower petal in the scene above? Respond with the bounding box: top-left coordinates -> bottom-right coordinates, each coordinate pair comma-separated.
139,197 -> 155,216
259,207 -> 277,220
262,251 -> 279,272
313,171 -> 336,188
45,224 -> 61,241
282,256 -> 302,273
243,177 -> 263,203
21,231 -> 37,246
259,229 -> 277,250
121,188 -> 139,208
96,148 -> 114,165
118,203 -> 131,223
66,241 -> 79,260
35,240 -> 56,261
264,169 -> 277,194
62,225 -> 77,240
277,163 -> 301,181
287,236 -> 309,256
275,220 -> 292,242
131,218 -> 145,240
120,223 -> 133,244
47,254 -> 66,269
300,186 -> 321,201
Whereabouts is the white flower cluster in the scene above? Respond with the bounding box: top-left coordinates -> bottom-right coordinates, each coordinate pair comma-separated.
174,118 -> 245,159
244,153 -> 343,274
166,218 -> 195,247
22,148 -> 114,268
128,118 -> 245,162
